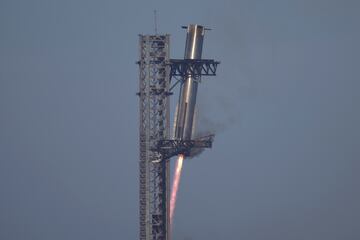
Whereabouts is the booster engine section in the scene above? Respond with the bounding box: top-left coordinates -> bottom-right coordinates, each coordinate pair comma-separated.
174,24 -> 205,140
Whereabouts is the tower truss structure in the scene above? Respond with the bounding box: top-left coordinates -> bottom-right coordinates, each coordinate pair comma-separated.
137,35 -> 171,240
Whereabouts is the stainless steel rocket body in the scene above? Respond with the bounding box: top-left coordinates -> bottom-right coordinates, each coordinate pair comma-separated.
174,25 -> 205,140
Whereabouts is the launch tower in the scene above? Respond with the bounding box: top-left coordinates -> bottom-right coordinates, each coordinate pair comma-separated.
137,34 -> 171,240
137,25 -> 219,240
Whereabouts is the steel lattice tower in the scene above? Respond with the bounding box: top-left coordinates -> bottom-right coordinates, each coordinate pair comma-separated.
137,35 -> 171,240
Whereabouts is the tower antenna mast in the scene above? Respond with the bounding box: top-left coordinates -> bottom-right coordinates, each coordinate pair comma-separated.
154,10 -> 158,34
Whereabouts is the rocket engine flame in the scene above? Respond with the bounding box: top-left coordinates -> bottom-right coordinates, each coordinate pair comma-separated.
170,154 -> 184,228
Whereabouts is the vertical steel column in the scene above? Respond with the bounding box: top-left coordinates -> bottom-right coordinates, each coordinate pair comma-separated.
138,35 -> 170,240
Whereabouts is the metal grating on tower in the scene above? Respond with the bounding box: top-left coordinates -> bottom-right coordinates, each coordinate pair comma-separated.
137,35 -> 171,240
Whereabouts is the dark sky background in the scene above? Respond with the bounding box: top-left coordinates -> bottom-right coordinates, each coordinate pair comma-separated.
1,0 -> 359,239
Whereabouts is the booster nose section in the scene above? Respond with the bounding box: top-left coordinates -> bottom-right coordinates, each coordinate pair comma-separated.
184,25 -> 204,59
175,25 -> 205,140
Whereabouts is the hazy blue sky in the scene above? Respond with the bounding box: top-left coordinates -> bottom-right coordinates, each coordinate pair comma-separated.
1,0 -> 359,239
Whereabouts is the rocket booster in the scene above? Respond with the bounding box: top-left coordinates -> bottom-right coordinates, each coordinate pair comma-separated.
174,24 -> 205,140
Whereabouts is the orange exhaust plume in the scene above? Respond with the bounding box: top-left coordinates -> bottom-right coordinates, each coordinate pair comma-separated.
170,154 -> 184,228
